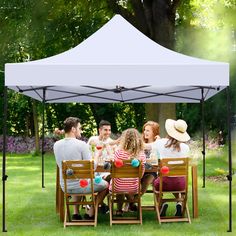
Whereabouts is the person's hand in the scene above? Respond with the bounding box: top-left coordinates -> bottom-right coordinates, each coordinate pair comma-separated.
144,143 -> 152,150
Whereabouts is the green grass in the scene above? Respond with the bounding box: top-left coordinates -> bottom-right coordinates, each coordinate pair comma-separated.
0,151 -> 235,236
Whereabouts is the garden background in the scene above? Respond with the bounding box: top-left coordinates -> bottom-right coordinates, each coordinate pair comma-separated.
0,0 -> 236,235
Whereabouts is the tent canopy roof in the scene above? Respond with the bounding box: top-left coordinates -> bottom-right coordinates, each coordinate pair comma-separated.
5,15 -> 229,103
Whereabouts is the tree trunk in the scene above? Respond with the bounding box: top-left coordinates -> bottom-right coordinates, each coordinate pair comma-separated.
145,103 -> 175,137
32,100 -> 40,154
142,0 -> 179,125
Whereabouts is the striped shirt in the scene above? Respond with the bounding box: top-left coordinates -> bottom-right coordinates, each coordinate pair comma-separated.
109,149 -> 146,193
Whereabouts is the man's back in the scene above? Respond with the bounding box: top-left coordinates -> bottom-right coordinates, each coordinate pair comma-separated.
54,137 -> 90,190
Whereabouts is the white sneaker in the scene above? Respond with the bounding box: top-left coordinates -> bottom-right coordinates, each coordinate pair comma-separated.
86,205 -> 94,217
122,203 -> 129,212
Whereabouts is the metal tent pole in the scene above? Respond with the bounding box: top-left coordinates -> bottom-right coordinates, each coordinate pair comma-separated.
42,88 -> 46,188
2,86 -> 8,232
226,86 -> 232,232
201,88 -> 206,188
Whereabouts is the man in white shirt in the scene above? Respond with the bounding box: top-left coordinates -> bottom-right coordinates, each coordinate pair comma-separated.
88,120 -> 114,168
87,120 -> 114,214
54,117 -> 108,220
88,120 -> 113,146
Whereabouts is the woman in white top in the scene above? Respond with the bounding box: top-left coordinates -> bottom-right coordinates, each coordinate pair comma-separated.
153,119 -> 190,217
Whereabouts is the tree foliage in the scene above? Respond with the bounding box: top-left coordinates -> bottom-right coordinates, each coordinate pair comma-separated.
0,0 -> 235,140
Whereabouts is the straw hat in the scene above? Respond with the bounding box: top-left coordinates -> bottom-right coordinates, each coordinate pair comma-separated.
165,119 -> 190,142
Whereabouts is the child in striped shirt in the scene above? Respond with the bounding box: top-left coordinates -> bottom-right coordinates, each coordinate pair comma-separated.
109,128 -> 146,215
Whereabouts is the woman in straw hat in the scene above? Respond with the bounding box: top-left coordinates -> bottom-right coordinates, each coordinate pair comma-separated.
153,119 -> 190,217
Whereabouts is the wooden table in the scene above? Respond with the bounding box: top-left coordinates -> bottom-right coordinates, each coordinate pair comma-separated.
56,164 -> 198,222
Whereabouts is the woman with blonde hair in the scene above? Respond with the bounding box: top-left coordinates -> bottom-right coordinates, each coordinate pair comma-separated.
141,121 -> 160,194
109,128 -> 146,215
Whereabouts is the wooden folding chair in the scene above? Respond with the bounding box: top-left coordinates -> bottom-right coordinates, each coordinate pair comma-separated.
56,165 -> 64,222
141,164 -> 158,211
153,157 -> 191,224
108,159 -> 143,226
62,160 -> 98,227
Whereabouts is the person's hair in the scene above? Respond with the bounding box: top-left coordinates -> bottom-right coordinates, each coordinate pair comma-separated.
99,120 -> 111,128
119,128 -> 144,157
63,117 -> 81,133
142,121 -> 160,143
165,135 -> 181,152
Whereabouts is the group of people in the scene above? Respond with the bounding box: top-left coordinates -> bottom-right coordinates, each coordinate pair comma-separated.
54,116 -> 190,220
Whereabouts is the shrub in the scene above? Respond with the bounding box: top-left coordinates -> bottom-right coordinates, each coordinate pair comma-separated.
0,135 -> 55,154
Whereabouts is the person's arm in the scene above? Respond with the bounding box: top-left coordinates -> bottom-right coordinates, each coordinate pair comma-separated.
87,136 -> 95,145
140,153 -> 146,177
108,137 -> 120,146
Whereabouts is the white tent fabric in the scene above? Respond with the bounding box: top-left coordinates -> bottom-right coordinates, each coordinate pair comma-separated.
5,15 -> 229,103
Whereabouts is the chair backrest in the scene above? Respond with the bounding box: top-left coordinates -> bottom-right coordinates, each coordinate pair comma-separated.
155,157 -> 191,223
109,159 -> 143,225
111,159 -> 143,178
158,157 -> 189,195
111,159 -> 143,194
159,157 -> 189,177
62,160 -> 94,194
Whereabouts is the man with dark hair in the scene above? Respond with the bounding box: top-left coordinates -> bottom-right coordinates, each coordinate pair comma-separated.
87,120 -> 114,214
54,117 -> 108,220
99,119 -> 111,128
88,120 -> 113,145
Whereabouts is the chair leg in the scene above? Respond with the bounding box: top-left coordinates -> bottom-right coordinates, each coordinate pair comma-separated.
59,188 -> 64,222
94,199 -> 98,227
139,199 -> 143,225
66,197 -> 71,222
64,207 -> 67,228
109,196 -> 113,226
186,204 -> 191,224
56,166 -> 59,214
154,193 -> 161,224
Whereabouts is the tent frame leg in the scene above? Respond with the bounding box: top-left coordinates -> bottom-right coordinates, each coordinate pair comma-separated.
2,86 -> 8,232
201,88 -> 206,188
226,86 -> 232,232
41,88 -> 46,188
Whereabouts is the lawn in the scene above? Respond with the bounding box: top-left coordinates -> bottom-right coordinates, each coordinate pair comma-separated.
0,149 -> 235,236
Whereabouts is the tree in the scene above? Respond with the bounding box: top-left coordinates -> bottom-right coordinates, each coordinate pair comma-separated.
1,0 -> 235,139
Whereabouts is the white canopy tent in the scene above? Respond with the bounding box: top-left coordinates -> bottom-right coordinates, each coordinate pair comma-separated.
5,15 -> 229,103
2,15 -> 232,232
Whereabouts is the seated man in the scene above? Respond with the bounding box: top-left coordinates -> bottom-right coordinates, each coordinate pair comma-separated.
54,117 -> 108,220
87,120 -> 114,214
88,120 -> 114,156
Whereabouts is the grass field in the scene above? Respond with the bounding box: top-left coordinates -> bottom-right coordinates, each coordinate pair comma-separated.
0,149 -> 235,236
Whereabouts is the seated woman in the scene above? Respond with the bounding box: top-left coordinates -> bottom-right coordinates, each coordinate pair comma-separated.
109,128 -> 146,215
141,121 -> 160,195
153,119 -> 190,217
